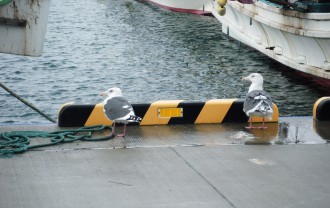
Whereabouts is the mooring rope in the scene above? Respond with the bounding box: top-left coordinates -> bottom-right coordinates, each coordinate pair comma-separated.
0,0 -> 13,6
0,125 -> 114,158
0,82 -> 56,123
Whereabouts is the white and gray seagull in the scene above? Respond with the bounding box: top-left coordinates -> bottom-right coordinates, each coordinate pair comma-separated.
242,73 -> 273,129
100,87 -> 142,137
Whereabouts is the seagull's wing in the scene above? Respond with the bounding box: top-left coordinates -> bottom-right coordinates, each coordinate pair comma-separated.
243,90 -> 273,116
104,97 -> 134,121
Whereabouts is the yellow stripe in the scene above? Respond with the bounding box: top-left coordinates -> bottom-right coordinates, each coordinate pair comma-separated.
195,99 -> 236,124
249,103 -> 279,123
85,103 -> 112,126
140,100 -> 184,125
313,97 -> 330,120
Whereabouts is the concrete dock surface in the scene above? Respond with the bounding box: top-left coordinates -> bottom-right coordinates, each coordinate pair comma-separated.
1,116 -> 330,208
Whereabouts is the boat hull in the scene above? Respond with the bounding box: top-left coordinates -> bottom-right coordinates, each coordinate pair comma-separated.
212,1 -> 330,83
145,0 -> 213,15
0,0 -> 50,56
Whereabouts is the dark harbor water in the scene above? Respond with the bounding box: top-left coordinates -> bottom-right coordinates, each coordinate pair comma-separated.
0,0 -> 329,125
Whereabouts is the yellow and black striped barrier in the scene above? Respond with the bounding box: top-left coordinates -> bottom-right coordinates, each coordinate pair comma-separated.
313,97 -> 330,121
58,99 -> 279,127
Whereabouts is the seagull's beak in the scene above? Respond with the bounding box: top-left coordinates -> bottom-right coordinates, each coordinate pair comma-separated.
99,91 -> 106,96
241,76 -> 249,81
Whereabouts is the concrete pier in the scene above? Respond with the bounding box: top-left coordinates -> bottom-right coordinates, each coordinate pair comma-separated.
1,116 -> 330,207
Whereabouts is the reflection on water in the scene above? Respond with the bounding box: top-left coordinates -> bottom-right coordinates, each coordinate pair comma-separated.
231,118 -> 328,145
313,121 -> 330,142
122,117 -> 328,147
230,123 -> 278,145
245,123 -> 279,145
275,122 -> 290,144
275,123 -> 306,144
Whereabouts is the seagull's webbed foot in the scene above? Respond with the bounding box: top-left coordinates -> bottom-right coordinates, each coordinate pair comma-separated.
107,123 -> 116,138
245,118 -> 255,129
245,117 -> 268,130
107,131 -> 115,137
245,126 -> 257,129
258,118 -> 268,129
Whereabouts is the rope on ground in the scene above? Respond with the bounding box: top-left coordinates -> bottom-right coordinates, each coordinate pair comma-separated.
0,125 -> 114,158
0,0 -> 13,6
0,82 -> 56,123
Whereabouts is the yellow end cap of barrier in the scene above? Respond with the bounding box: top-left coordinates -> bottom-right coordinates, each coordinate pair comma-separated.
313,97 -> 330,120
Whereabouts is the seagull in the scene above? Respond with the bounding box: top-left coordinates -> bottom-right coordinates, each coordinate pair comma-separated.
242,73 -> 273,129
100,87 -> 142,137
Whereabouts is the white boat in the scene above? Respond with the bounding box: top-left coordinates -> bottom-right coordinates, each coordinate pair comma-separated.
0,0 -> 51,56
212,0 -> 330,85
145,0 -> 213,15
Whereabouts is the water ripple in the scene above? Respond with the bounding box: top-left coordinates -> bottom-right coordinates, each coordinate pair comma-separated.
0,0 -> 329,124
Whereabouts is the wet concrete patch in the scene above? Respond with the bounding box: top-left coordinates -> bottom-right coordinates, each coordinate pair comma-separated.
0,117 -> 329,153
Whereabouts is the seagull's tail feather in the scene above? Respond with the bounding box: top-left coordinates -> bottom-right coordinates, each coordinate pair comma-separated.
128,115 -> 142,123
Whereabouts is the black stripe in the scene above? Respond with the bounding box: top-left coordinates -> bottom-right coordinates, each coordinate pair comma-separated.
222,99 -> 249,123
132,103 -> 150,119
316,99 -> 330,121
168,102 -> 205,124
131,103 -> 150,126
58,105 -> 95,127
